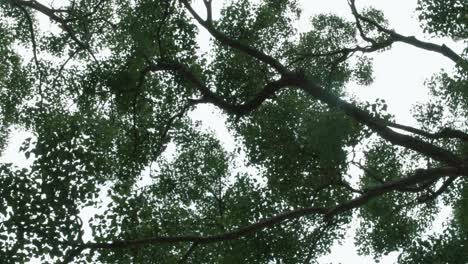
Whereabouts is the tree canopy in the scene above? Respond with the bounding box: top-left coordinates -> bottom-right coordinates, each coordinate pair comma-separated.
0,0 -> 467,263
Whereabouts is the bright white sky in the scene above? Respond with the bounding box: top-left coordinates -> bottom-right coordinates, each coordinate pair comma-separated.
2,0 -> 463,263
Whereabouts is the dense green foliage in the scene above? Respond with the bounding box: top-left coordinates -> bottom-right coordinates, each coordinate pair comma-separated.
0,0 -> 467,263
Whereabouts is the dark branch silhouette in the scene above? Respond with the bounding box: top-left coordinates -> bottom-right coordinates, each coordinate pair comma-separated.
68,165 -> 466,252
348,0 -> 466,67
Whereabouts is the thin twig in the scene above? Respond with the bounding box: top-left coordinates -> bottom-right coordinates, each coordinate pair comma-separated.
178,242 -> 199,264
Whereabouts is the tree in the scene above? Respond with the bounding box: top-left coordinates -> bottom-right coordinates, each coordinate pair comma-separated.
0,0 -> 467,263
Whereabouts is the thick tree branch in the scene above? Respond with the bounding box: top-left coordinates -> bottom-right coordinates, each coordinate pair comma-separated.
148,61 -> 291,115
9,0 -> 101,68
179,0 -> 288,73
176,0 -> 462,166
152,59 -> 462,165
416,176 -> 458,203
324,165 -> 466,219
386,121 -> 468,142
293,76 -> 463,166
77,207 -> 329,249
10,0 -> 89,50
396,178 -> 438,193
71,165 -> 465,251
348,0 -> 466,67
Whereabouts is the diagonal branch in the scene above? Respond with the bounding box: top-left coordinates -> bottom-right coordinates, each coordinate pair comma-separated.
10,0 -> 89,50
153,103 -> 192,158
386,121 -> 468,142
294,76 -> 463,166
348,0 -> 466,67
178,0 -> 461,166
416,176 -> 458,203
152,59 -> 462,165
148,61 -> 291,115
348,0 -> 378,46
179,0 -> 288,73
77,207 -> 329,249
51,48 -> 82,89
178,242 -> 199,264
9,0 -> 101,68
324,165 -> 466,219
15,4 -> 44,111
69,165 -> 465,252
289,40 -> 393,66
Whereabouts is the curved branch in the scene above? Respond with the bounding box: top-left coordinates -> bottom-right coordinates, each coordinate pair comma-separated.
148,61 -> 291,115
70,165 -> 465,252
179,0 -> 288,73
151,59 -> 461,165
324,165 -> 466,219
51,48 -> 81,89
78,207 -> 329,249
294,76 -> 463,166
348,0 -> 466,67
9,0 -> 89,50
9,0 -> 101,68
176,0 -> 462,166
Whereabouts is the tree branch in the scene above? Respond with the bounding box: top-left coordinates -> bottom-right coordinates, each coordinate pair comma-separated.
9,0 -> 101,68
348,0 -> 378,45
71,165 -> 465,251
324,165 -> 466,219
416,176 -> 458,203
386,121 -> 468,142
152,58 -> 462,165
179,0 -> 288,73
15,3 -> 44,111
348,0 -> 466,67
174,0 -> 463,166
51,48 -> 81,89
77,207 -> 329,249
175,0 -> 463,166
177,242 -> 199,264
148,61 -> 291,115
289,40 -> 393,66
10,0 -> 89,50
294,76 -> 463,166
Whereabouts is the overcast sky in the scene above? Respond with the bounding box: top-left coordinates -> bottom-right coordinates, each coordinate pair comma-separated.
2,0 -> 463,263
